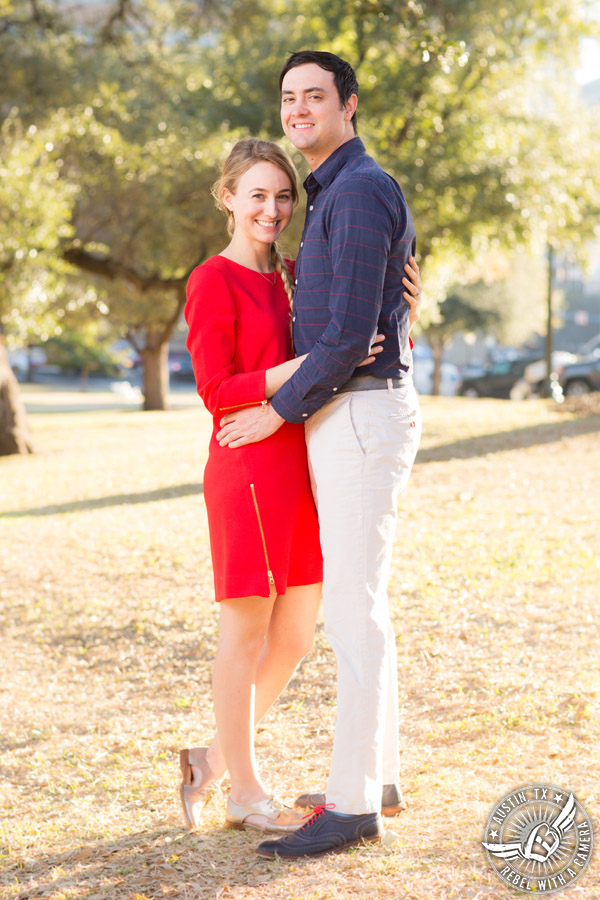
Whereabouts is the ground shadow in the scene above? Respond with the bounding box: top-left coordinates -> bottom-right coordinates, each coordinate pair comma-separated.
0,826 -> 283,900
0,482 -> 204,518
0,817 -> 519,900
4,414 -> 599,517
416,414 -> 600,464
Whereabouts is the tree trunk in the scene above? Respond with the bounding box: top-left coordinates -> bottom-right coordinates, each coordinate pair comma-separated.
141,338 -> 169,410
429,334 -> 444,396
0,334 -> 35,456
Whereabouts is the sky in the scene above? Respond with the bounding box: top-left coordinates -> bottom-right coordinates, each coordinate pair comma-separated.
576,0 -> 600,84
576,37 -> 600,84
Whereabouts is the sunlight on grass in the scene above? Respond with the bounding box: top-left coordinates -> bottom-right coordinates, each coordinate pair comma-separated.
1,396 -> 600,899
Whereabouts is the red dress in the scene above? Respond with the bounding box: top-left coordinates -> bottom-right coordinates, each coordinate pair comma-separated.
185,255 -> 323,601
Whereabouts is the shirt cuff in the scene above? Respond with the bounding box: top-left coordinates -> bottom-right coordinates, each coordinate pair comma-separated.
270,383 -> 308,423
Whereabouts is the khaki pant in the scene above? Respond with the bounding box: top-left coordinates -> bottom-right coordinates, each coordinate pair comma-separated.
305,381 -> 421,814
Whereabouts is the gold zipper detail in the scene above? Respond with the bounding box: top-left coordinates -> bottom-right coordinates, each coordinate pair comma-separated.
219,399 -> 267,412
249,483 -> 275,588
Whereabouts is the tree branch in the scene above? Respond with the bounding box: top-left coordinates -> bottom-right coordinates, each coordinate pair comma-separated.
62,247 -> 189,292
100,0 -> 133,42
154,242 -> 207,346
62,245 -> 207,352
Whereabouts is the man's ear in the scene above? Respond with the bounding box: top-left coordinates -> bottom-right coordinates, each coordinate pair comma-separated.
344,93 -> 358,122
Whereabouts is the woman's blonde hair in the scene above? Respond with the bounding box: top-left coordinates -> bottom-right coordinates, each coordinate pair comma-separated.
212,139 -> 298,312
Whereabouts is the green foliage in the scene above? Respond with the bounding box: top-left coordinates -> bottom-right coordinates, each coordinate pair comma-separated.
422,252 -> 548,349
43,325 -> 122,376
0,112 -> 74,326
1,0 -> 599,360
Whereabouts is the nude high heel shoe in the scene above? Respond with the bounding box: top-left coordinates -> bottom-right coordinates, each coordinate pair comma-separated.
179,748 -> 222,830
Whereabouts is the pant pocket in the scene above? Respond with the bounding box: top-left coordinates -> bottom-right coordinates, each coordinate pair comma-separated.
347,393 -> 369,456
387,386 -> 419,426
388,408 -> 418,424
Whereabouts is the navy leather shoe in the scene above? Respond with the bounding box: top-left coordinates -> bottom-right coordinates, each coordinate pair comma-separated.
255,807 -> 384,859
295,784 -> 406,817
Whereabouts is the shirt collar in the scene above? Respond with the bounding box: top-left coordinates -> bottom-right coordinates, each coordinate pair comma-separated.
303,136 -> 366,194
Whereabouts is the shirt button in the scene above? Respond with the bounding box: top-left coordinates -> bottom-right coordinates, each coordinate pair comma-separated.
292,316 -> 296,322
302,413 -> 308,418
300,242 -> 304,247
309,205 -> 314,210
332,387 -> 338,392
295,279 -> 298,285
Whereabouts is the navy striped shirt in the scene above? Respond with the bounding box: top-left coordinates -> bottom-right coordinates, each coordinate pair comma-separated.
271,137 -> 416,423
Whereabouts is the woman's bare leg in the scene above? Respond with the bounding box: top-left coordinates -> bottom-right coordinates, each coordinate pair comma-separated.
212,593 -> 276,805
203,583 -> 321,786
255,582 -> 322,715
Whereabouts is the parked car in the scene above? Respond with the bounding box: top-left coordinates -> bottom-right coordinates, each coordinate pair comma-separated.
458,357 -> 535,398
556,352 -> 600,396
168,349 -> 195,381
577,333 -> 600,359
510,351 -> 578,399
460,363 -> 487,380
412,355 -> 460,396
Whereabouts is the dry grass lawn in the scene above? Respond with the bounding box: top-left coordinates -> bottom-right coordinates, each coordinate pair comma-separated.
1,387 -> 599,900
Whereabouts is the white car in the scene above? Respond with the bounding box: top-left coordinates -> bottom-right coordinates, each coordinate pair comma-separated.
413,356 -> 461,396
510,351 -> 578,399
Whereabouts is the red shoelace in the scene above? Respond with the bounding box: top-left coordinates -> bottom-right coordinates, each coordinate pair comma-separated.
300,803 -> 336,830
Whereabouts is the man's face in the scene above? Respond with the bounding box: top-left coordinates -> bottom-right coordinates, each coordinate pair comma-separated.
280,63 -> 356,169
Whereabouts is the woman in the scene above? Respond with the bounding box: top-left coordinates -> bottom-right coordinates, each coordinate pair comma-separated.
180,139 -> 422,834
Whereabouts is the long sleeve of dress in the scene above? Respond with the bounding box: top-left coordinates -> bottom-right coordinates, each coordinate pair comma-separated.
185,264 -> 267,416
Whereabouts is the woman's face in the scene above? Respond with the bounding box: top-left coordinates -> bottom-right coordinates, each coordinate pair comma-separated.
223,161 -> 294,247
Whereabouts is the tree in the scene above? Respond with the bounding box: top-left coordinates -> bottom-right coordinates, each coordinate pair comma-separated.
2,0 -> 599,452
69,0 -> 597,397
421,253 -> 548,392
0,106 -> 75,453
1,0 -> 230,429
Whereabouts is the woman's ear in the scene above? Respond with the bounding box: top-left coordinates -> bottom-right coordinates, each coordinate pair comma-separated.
222,188 -> 234,212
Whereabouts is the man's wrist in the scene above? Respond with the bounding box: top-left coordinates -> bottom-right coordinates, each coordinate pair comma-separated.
265,401 -> 284,426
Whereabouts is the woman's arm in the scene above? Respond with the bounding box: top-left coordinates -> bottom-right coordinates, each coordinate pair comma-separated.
265,335 -> 385,397
185,266 -> 267,415
265,355 -> 307,397
186,264 -> 387,414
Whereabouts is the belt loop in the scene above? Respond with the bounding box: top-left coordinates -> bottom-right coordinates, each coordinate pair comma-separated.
387,377 -> 393,392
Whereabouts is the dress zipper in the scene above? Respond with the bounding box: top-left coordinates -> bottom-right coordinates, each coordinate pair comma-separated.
219,399 -> 268,412
249,483 -> 275,589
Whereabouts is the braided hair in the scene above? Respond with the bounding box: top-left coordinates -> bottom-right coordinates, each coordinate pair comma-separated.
271,243 -> 295,345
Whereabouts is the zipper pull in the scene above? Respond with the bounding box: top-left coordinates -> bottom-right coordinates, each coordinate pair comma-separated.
267,570 -> 275,586
261,400 -> 268,411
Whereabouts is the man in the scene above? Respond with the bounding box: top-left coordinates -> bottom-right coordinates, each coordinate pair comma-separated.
216,50 -> 422,858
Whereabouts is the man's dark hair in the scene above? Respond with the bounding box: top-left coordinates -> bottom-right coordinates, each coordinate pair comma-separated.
279,50 -> 359,132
